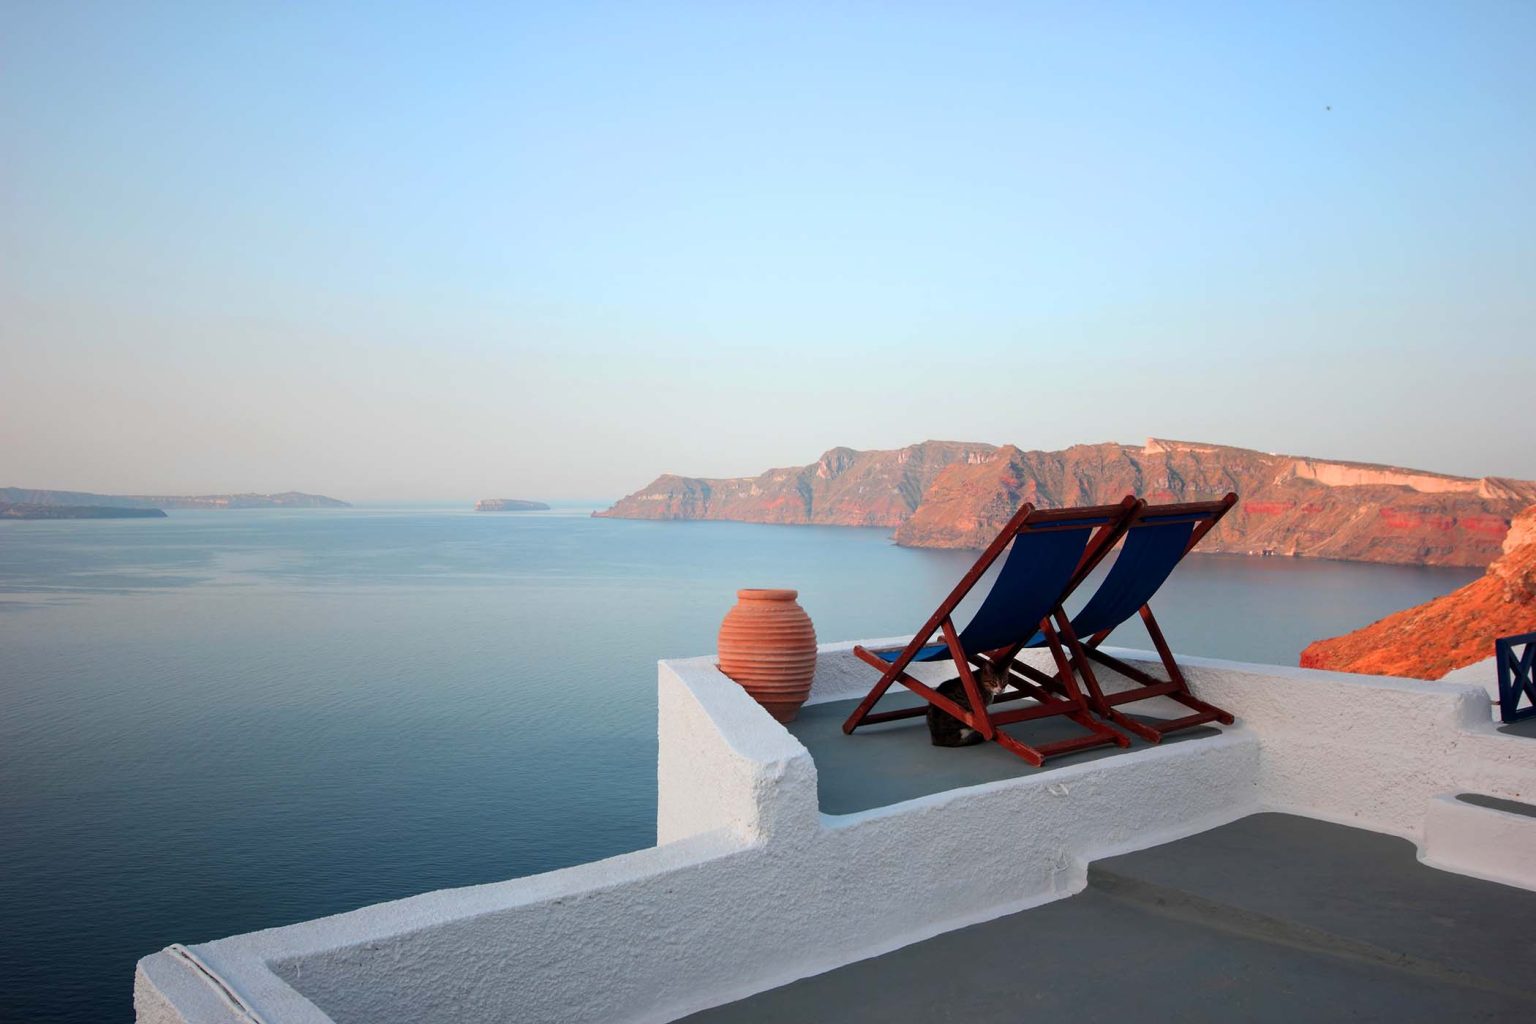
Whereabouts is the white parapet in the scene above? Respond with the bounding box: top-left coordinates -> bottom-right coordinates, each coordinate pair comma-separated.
1422,794 -> 1536,891
135,643 -> 1536,1024
1169,654 -> 1533,842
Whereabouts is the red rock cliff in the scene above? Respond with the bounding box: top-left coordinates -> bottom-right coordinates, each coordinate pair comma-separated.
599,439 -> 1536,568
594,441 -> 998,528
1299,503 -> 1536,679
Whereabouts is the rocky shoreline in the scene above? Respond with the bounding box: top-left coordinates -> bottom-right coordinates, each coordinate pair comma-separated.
0,503 -> 167,520
0,487 -> 349,509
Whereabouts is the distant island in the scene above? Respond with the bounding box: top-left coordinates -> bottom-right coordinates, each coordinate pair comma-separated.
0,488 -> 350,510
474,498 -> 551,512
1,503 -> 168,520
597,438 -> 1536,569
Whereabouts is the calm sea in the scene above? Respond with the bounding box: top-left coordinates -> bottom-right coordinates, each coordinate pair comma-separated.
0,508 -> 1479,1023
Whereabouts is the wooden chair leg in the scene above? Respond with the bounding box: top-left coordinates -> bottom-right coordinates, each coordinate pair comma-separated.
979,628 -> 1130,762
849,633 -> 1131,765
942,618 -> 995,741
843,648 -> 907,733
849,645 -> 991,734
1078,606 -> 1235,742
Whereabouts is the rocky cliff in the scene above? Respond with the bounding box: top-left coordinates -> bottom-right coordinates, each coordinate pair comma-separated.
600,439 -> 1536,568
1300,503 -> 1536,679
0,488 -> 350,509
596,441 -> 997,528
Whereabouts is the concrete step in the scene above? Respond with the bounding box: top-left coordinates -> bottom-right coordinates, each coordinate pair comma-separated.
1422,792 -> 1536,892
682,812 -> 1536,1024
1089,812 -> 1536,1001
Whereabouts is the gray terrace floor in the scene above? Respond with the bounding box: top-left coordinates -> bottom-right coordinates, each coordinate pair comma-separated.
1500,717 -> 1536,739
679,813 -> 1536,1023
788,692 -> 1219,815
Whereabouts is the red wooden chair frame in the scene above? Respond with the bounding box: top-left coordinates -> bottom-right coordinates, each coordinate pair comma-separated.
841,498 -> 1139,767
1031,494 -> 1239,743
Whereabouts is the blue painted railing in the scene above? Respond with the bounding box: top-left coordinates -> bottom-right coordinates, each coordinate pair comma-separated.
1495,631 -> 1536,724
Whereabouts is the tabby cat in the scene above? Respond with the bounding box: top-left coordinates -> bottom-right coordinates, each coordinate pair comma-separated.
926,660 -> 1012,747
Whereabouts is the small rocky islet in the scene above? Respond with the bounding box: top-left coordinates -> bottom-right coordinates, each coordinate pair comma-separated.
474,498 -> 551,512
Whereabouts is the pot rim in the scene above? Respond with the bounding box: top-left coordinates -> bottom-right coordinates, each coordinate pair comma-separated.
735,588 -> 799,601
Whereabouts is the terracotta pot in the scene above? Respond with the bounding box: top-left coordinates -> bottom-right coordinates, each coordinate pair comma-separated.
717,588 -> 817,723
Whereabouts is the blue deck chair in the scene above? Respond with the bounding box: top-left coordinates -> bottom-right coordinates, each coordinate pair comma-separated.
1017,495 -> 1239,744
843,498 -> 1139,766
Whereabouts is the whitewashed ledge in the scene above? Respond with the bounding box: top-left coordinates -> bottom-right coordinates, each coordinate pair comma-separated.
135,642 -> 1536,1024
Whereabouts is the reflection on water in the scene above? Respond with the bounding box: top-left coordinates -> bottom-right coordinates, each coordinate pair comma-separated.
0,509 -> 1478,1023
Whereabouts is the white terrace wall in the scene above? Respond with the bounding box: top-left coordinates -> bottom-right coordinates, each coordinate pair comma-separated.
1173,654 -> 1534,839
135,644 -> 1535,1024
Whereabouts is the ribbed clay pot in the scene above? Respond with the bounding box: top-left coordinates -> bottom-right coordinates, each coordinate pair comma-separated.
717,589 -> 817,723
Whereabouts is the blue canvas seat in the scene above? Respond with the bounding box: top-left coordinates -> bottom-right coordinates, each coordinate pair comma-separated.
844,499 -> 1139,766
1017,496 -> 1239,743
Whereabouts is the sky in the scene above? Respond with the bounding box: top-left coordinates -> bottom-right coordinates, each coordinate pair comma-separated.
2,1 -> 1533,502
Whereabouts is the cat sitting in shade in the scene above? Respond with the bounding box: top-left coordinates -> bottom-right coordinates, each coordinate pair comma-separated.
927,659 -> 1013,747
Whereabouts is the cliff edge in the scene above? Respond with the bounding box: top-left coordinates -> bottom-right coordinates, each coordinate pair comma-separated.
1300,503 -> 1536,679
596,441 -> 997,528
600,439 -> 1536,568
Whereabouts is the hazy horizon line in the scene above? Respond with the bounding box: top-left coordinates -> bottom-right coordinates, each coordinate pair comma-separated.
7,430 -> 1536,507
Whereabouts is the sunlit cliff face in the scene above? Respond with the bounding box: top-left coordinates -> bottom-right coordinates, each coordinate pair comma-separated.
1302,500 -> 1536,679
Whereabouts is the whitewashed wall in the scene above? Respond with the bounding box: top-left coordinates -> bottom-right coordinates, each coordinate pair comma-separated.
135,643 -> 1536,1024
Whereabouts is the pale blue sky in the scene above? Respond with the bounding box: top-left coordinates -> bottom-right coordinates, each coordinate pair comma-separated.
3,2 -> 1533,501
